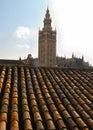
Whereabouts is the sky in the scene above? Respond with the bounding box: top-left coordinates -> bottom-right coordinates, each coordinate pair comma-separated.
0,0 -> 93,65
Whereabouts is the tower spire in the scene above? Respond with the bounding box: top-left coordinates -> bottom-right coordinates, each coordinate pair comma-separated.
43,8 -> 52,31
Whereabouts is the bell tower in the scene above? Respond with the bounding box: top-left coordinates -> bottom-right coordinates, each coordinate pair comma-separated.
38,8 -> 56,66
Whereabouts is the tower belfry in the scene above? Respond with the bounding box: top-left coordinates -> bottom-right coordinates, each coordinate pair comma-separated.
43,8 -> 52,31
38,8 -> 56,66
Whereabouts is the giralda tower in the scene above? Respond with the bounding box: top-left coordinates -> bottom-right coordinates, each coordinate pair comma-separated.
38,8 -> 56,66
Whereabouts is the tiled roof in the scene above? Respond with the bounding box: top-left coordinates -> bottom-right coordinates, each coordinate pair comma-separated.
0,65 -> 93,130
0,60 -> 22,65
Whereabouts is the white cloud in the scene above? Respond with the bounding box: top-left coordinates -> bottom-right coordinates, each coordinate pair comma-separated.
50,0 -> 93,65
17,43 -> 30,49
14,26 -> 37,40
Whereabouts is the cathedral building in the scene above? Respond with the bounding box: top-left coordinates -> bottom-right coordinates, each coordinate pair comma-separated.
38,8 -> 56,67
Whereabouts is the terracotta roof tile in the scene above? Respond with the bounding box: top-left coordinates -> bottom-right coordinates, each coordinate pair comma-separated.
1,104 -> 8,113
10,120 -> 19,130
10,112 -> 19,122
0,112 -> 7,122
24,119 -> 33,130
0,121 -> 6,130
46,120 -> 56,130
35,120 -> 45,130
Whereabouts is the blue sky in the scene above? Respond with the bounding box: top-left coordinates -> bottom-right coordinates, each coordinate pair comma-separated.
0,0 -> 93,65
0,0 -> 50,59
